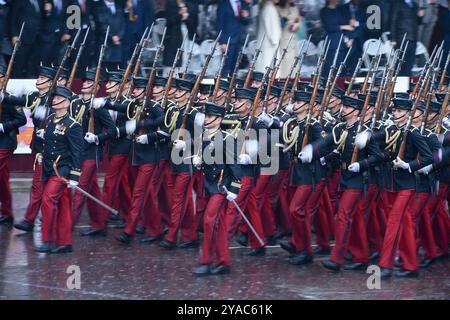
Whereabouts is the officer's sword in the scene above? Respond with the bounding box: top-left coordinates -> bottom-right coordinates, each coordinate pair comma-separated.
223,186 -> 265,247
53,156 -> 119,215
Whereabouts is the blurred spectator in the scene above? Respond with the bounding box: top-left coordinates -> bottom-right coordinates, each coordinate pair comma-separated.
0,0 -> 8,66
276,0 -> 300,78
417,0 -> 438,50
255,0 -> 282,74
92,0 -> 126,71
163,0 -> 186,69
40,0 -> 75,67
185,0 -> 199,40
438,0 -> 449,81
216,0 -> 252,77
390,0 -> 424,77
10,0 -> 44,78
122,0 -> 155,66
320,0 -> 352,76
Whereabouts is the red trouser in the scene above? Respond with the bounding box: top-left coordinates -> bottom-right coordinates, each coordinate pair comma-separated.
193,170 -> 207,233
271,170 -> 291,233
348,184 -> 379,255
124,164 -> 158,236
254,174 -> 276,238
165,171 -> 197,243
433,183 -> 449,256
0,149 -> 13,217
200,194 -> 231,266
327,169 -> 340,215
71,160 -> 106,230
379,190 -> 418,271
315,186 -> 333,249
151,159 -> 172,227
41,177 -> 72,246
226,176 -> 265,249
24,159 -> 44,223
102,154 -> 132,222
331,189 -> 364,265
416,191 -> 438,260
289,180 -> 326,255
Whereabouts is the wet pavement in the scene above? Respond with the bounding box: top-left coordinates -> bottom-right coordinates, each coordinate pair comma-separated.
0,192 -> 449,300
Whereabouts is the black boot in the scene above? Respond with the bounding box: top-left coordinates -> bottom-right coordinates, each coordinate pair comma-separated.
115,231 -> 132,244
211,264 -> 231,275
0,215 -> 13,226
139,234 -> 164,244
343,262 -> 368,271
192,264 -> 211,276
279,241 -> 296,255
80,228 -> 107,237
178,240 -> 199,249
109,213 -> 121,221
369,251 -> 380,261
237,233 -> 248,247
273,231 -> 291,240
313,247 -> 331,256
380,268 -> 392,279
135,225 -> 145,234
14,220 -> 34,232
420,258 -> 435,268
159,239 -> 176,249
243,247 -> 266,256
266,236 -> 277,246
50,245 -> 73,254
112,220 -> 127,229
344,252 -> 353,262
394,269 -> 419,278
289,252 -> 313,265
35,242 -> 53,253
321,259 -> 341,271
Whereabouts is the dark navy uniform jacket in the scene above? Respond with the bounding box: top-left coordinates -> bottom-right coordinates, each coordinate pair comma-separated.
313,121 -> 385,190
269,112 -> 290,171
105,96 -> 131,156
416,129 -> 441,194
42,113 -> 83,182
200,129 -> 242,196
3,92 -> 54,154
105,98 -> 164,165
0,96 -> 27,150
70,97 -> 117,162
287,118 -> 325,186
433,124 -> 450,184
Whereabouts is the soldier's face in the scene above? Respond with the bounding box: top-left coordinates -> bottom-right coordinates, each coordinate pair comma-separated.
234,98 -> 250,114
392,109 -> 409,123
174,90 -> 189,103
132,87 -> 145,99
52,95 -> 69,110
81,80 -> 95,93
427,112 -> 439,126
57,77 -> 67,87
153,85 -> 164,98
36,76 -> 52,90
199,93 -> 209,103
364,107 -> 374,121
342,105 -> 358,121
106,81 -> 119,94
329,97 -> 341,114
204,115 -> 221,129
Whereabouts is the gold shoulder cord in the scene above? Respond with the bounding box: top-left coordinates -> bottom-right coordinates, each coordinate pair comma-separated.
29,96 -> 41,114
282,118 -> 300,152
164,105 -> 179,133
385,127 -> 401,151
127,99 -> 139,120
70,101 -> 85,124
333,124 -> 347,152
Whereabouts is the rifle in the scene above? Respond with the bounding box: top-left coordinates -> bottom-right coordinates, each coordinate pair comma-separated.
0,22 -> 24,122
244,33 -> 265,88
67,27 -> 90,89
182,33 -> 196,79
360,39 -> 382,94
301,39 -> 330,148
419,43 -> 442,100
274,37 -> 309,115
345,44 -> 369,95
439,51 -> 450,91
411,42 -> 439,98
161,31 -> 188,111
435,86 -> 450,135
211,37 -> 230,103
113,27 -> 149,102
176,32 -> 221,142
87,26 -> 109,134
311,36 -> 328,88
420,71 -> 437,134
224,34 -> 250,113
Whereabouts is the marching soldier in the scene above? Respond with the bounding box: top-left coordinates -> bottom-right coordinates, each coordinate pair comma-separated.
0,65 -> 27,225
34,86 -> 83,253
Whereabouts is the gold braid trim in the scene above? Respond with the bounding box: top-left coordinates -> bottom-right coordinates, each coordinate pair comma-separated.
333,125 -> 347,152
164,105 -> 179,133
73,104 -> 85,124
29,97 -> 41,114
127,99 -> 139,120
385,127 -> 401,151
282,118 -> 299,152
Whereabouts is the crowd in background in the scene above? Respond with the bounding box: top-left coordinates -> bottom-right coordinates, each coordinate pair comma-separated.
0,0 -> 449,79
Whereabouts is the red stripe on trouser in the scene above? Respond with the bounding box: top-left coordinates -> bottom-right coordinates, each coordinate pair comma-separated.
71,160 -> 106,230
200,194 -> 231,266
433,183 -> 449,256
226,176 -> 265,249
315,186 -> 333,249
331,189 -> 362,265
379,190 -> 418,271
41,176 -> 72,246
0,149 -> 13,217
348,184 -> 378,257
124,164 -> 157,235
289,180 -> 326,255
271,170 -> 291,233
24,161 -> 44,223
102,154 -> 131,222
416,191 -> 439,260
254,175 -> 276,238
165,172 -> 197,243
152,159 -> 172,227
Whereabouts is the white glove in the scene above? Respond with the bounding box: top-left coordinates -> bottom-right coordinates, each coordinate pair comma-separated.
136,134 -> 148,144
393,157 -> 410,172
0,123 -> 4,133
36,129 -> 45,139
226,192 -> 238,202
68,180 -> 79,189
194,112 -> 205,127
173,139 -> 186,151
84,132 -> 99,144
238,153 -> 252,165
355,131 -> 371,150
192,155 -> 202,168
443,117 -> 450,128
125,119 -> 137,135
92,97 -> 106,109
348,162 -> 360,173
298,144 -> 313,163
259,111 -> 272,126
285,103 -> 294,113
418,164 -> 433,175
320,157 -> 326,166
